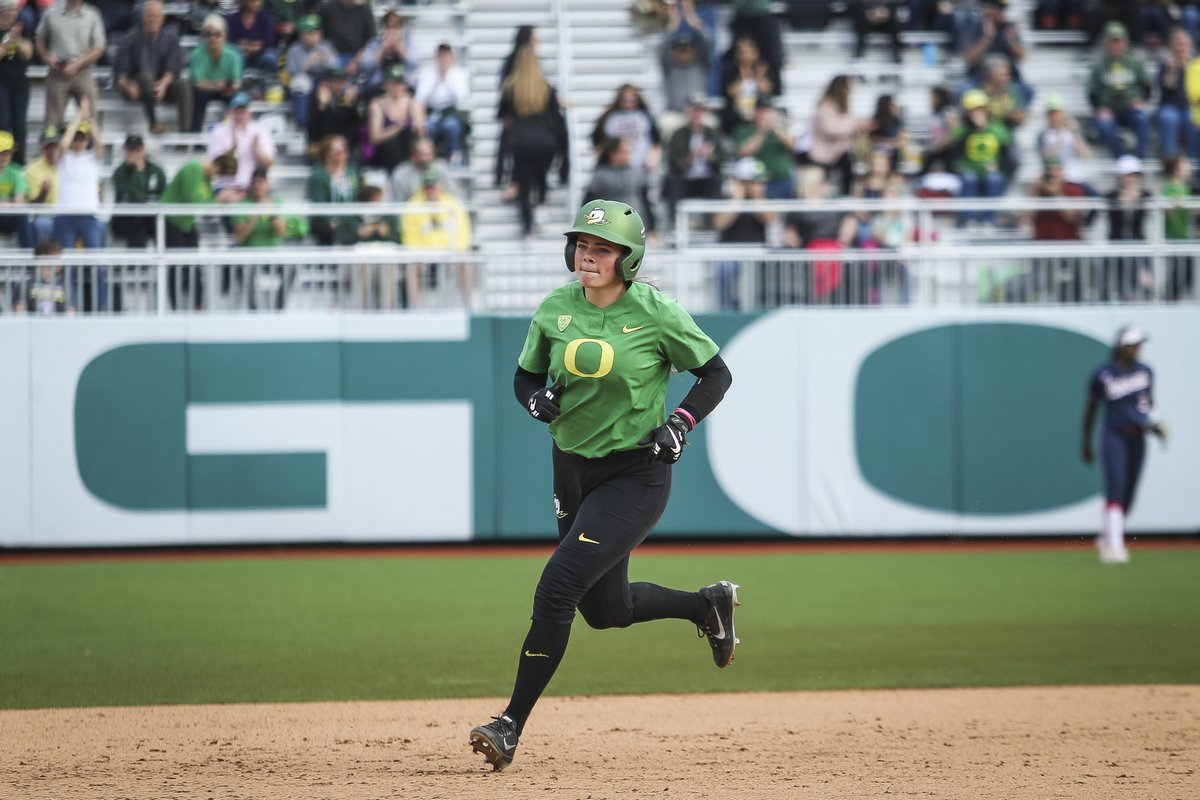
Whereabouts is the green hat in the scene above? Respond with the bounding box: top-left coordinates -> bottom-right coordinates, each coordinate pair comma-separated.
563,200 -> 646,282
1104,20 -> 1128,40
297,14 -> 320,32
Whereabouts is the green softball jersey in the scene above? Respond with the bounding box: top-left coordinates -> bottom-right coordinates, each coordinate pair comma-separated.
519,281 -> 719,459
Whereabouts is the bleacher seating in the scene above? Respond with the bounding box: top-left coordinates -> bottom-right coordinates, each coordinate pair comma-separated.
5,0 -> 1185,262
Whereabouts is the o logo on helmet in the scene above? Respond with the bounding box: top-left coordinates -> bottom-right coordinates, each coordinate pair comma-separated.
563,338 -> 615,379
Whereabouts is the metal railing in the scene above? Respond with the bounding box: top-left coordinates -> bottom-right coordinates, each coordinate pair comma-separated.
1,197 -> 1197,314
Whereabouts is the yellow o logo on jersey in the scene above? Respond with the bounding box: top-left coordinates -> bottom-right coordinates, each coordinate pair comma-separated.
563,338 -> 615,379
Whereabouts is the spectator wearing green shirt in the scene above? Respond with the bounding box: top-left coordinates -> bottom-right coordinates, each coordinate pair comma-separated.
1087,21 -> 1150,159
1161,154 -> 1194,301
233,166 -> 285,246
0,129 -> 33,246
306,133 -> 360,245
233,166 -> 289,310
110,134 -> 167,248
952,89 -> 1011,228
160,153 -> 238,246
732,97 -> 794,199
159,153 -> 238,310
189,15 -> 243,133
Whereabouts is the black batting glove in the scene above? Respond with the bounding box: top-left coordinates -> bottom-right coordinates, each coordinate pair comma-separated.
526,383 -> 566,423
638,413 -> 691,464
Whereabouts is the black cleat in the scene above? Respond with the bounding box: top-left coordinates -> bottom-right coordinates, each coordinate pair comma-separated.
469,714 -> 519,772
698,580 -> 741,668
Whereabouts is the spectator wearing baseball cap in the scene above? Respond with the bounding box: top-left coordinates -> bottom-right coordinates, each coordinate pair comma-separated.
110,133 -> 167,249
1087,18 -> 1151,159
366,62 -> 425,173
23,125 -> 62,247
54,98 -> 107,311
400,164 -> 473,309
731,95 -> 795,199
188,14 -> 243,133
1103,153 -> 1152,300
284,14 -> 336,128
305,62 -> 361,153
0,129 -> 34,247
1035,93 -> 1091,186
207,89 -> 277,195
658,0 -> 711,132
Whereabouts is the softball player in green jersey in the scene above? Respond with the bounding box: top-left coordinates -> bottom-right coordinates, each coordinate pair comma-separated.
470,199 -> 737,772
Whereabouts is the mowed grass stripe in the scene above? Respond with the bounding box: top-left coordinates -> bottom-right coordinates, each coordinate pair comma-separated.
1,549 -> 1196,709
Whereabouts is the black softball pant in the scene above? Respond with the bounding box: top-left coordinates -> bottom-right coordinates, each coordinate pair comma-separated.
532,444 -> 671,627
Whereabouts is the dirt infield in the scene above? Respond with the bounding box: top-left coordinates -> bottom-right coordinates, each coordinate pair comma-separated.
3,686 -> 1197,800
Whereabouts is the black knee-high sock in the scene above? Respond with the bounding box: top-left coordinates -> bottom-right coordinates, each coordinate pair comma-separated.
504,619 -> 571,734
630,582 -> 707,624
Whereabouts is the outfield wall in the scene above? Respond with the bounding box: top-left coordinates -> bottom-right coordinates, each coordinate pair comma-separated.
0,307 -> 1197,547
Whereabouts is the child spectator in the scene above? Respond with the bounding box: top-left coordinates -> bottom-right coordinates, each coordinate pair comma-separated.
19,240 -> 68,314
951,89 -> 1011,228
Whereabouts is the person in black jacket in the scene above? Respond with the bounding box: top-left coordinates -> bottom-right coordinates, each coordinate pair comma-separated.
1103,155 -> 1151,300
496,43 -> 568,238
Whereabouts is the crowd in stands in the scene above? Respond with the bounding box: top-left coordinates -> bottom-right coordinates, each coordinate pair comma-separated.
629,0 -> 1199,307
0,0 -> 1198,313
0,0 -> 477,310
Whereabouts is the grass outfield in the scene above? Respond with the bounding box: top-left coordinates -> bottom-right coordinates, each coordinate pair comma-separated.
2,547 -> 1198,710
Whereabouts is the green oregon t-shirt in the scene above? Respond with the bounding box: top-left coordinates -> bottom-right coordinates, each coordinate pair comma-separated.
518,281 -> 719,459
0,162 -> 28,201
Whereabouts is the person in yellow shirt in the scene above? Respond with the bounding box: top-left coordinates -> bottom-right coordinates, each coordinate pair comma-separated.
1184,50 -> 1200,132
400,168 -> 473,309
23,126 -> 63,246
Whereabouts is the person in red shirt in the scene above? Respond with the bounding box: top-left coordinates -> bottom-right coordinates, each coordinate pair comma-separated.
1022,155 -> 1090,301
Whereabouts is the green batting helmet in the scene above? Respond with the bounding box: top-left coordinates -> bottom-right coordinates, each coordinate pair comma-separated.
563,200 -> 646,282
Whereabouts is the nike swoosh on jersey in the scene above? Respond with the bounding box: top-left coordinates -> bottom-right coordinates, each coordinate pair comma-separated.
578,532 -> 600,544
622,324 -> 645,333
524,650 -> 549,658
